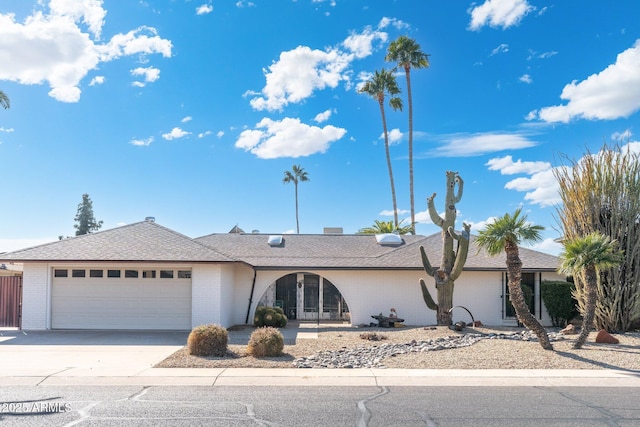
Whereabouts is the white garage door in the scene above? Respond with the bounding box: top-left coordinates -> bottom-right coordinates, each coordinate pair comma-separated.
52,268 -> 192,330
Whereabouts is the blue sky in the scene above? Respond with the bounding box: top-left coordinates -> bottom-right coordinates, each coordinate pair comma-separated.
1,0 -> 640,255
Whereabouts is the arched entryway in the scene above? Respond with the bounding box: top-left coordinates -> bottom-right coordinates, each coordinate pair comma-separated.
258,272 -> 349,321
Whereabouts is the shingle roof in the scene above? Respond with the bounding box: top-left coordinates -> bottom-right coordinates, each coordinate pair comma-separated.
0,222 -> 560,271
195,232 -> 560,271
0,221 -> 233,263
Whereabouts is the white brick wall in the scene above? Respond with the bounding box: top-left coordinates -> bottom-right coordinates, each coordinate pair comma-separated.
21,263 -> 50,330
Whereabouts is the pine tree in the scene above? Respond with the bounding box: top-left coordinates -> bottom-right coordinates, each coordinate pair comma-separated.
74,193 -> 103,236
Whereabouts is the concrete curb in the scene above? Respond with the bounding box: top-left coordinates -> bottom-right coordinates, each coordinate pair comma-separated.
3,368 -> 639,387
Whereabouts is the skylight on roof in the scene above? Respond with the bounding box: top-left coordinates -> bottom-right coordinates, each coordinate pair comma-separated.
375,233 -> 403,246
268,235 -> 283,247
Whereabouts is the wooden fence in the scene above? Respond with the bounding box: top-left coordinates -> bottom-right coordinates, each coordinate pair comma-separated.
0,276 -> 22,328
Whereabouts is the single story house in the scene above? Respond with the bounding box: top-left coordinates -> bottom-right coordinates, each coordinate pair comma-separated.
0,219 -> 564,330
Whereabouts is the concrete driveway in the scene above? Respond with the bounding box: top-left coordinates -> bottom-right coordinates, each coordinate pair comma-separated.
0,330 -> 188,378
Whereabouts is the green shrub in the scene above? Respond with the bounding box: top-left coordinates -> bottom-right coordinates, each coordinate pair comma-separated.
253,305 -> 288,328
187,324 -> 228,357
541,280 -> 578,327
247,327 -> 284,357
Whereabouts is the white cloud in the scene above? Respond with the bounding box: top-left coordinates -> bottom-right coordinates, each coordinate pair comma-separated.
486,155 -> 551,175
504,168 -> 560,207
429,132 -> 537,157
0,4 -> 171,103
249,46 -> 352,112
529,238 -> 562,256
162,127 -> 191,140
379,209 -> 410,217
490,43 -> 509,56
380,128 -> 403,145
235,1 -> 255,7
468,0 -> 534,31
531,39 -> 640,123
377,17 -> 410,31
612,129 -> 633,141
314,109 -> 334,123
49,0 -> 107,39
466,216 -> 498,233
197,130 -> 212,138
342,26 -> 388,59
130,137 -> 153,146
249,25 -> 387,112
235,117 -> 346,159
196,4 -> 213,15
130,66 -> 160,86
0,127 -> 14,133
88,75 -> 105,86
527,49 -> 557,61
519,73 -> 532,84
181,116 -> 192,123
216,131 -> 224,138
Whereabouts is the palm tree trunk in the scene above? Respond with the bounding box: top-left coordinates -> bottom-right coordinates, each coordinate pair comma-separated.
294,182 -> 300,233
405,67 -> 415,234
505,243 -> 553,350
574,267 -> 597,349
378,100 -> 399,228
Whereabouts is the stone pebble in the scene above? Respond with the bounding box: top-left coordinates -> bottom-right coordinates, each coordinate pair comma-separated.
292,331 -> 564,369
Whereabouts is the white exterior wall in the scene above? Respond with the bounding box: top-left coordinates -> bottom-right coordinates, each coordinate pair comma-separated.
250,269 -> 564,327
191,264 -> 223,327
21,263 -> 50,330
229,264 -> 256,325
218,265 -> 234,327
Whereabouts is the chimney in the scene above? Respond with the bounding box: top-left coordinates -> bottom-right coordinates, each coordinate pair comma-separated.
323,227 -> 343,234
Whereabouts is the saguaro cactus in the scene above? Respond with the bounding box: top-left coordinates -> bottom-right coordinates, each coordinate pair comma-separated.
419,171 -> 470,325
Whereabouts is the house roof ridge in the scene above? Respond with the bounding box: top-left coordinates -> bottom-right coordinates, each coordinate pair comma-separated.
0,220 -> 152,256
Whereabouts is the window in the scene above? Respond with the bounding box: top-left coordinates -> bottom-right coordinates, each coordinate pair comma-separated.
54,269 -> 68,278
90,270 -> 103,278
107,269 -> 121,278
177,270 -> 191,279
72,269 -> 86,278
160,270 -> 174,279
143,270 -> 156,279
125,270 -> 139,278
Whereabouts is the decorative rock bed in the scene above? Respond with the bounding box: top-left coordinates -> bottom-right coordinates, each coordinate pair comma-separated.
292,331 -> 566,369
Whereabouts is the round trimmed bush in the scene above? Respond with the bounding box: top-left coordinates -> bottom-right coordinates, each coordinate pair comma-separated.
247,327 -> 284,357
253,305 -> 288,328
187,324 -> 228,357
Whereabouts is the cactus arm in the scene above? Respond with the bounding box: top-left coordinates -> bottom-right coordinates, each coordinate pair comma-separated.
450,223 -> 471,280
420,245 -> 436,277
420,279 -> 438,311
427,193 -> 444,227
454,174 -> 464,203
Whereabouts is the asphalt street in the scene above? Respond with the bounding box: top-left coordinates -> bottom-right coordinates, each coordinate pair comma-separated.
1,385 -> 639,426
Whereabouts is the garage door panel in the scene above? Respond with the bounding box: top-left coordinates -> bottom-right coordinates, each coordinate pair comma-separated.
52,278 -> 191,330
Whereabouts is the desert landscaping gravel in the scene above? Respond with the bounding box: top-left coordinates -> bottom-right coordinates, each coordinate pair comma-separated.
155,324 -> 640,370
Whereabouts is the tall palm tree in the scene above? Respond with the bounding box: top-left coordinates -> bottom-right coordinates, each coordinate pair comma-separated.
559,232 -> 623,349
386,36 -> 430,235
0,90 -> 10,110
357,219 -> 412,235
283,164 -> 309,234
359,69 -> 403,228
475,208 -> 553,350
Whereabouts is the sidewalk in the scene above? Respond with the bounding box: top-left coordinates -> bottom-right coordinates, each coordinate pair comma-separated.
4,368 -> 640,387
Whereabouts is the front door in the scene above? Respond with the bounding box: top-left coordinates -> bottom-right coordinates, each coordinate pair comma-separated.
275,274 -> 298,320
268,273 -> 349,321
